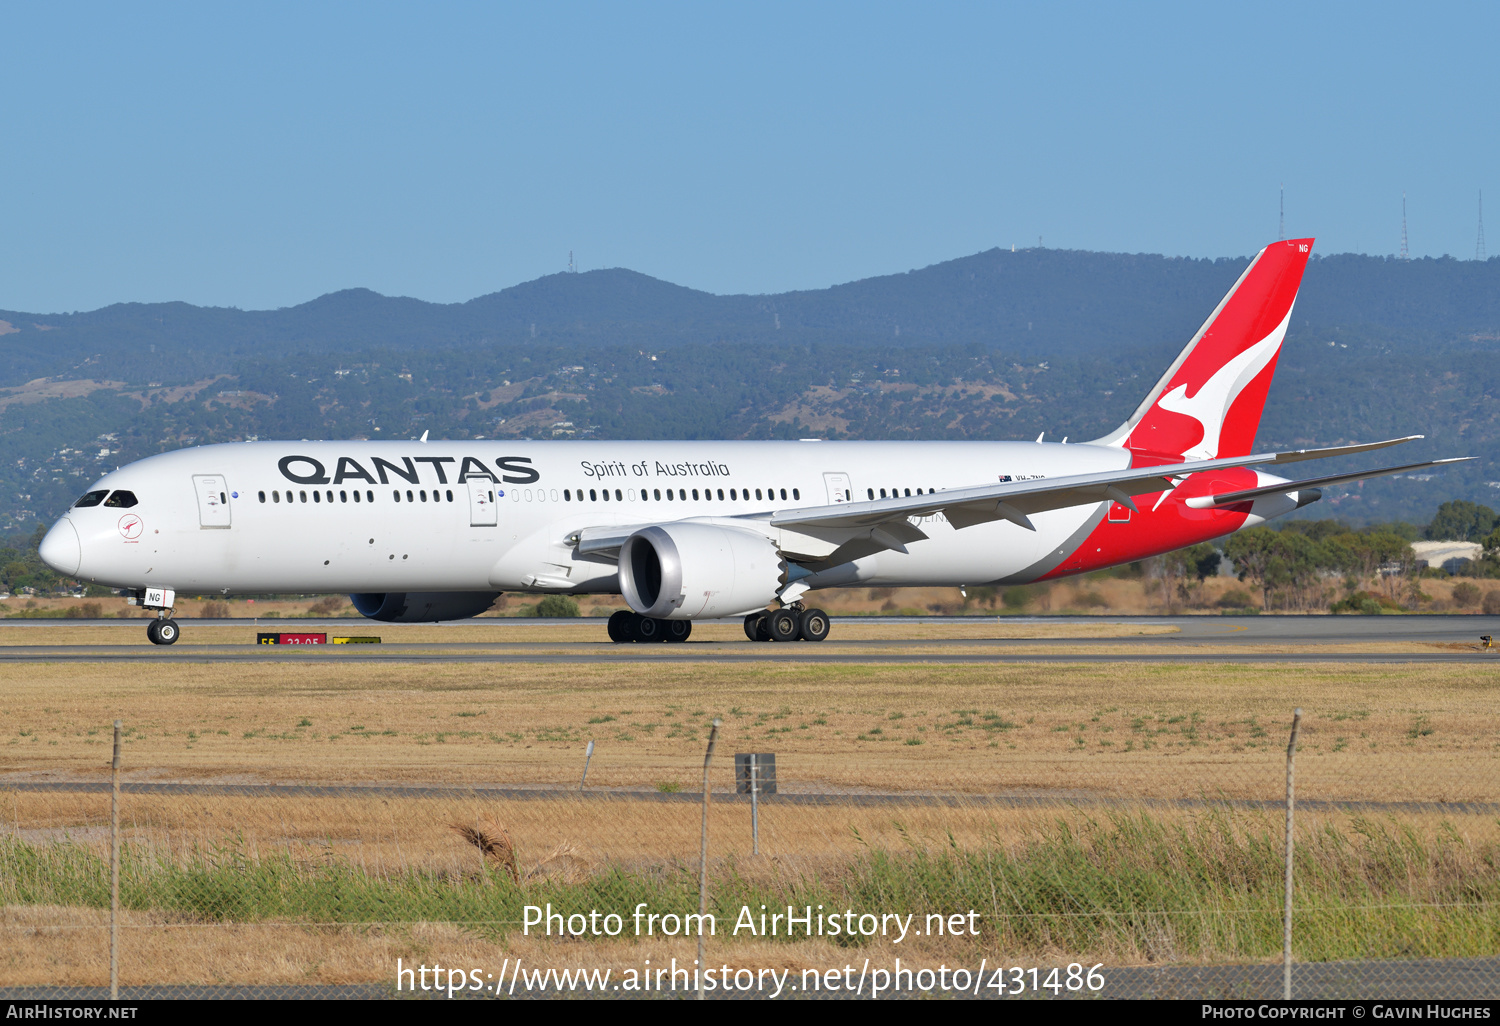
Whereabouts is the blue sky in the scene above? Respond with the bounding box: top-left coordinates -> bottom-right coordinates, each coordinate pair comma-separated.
2,2 -> 1494,312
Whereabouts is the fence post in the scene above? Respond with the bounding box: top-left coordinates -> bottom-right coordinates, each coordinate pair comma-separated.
110,720 -> 121,1001
750,754 -> 759,856
580,739 -> 595,791
697,718 -> 720,1001
1283,707 -> 1302,1001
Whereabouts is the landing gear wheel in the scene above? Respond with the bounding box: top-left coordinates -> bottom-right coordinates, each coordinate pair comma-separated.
797,608 -> 830,642
766,609 -> 799,642
607,610 -> 636,644
152,618 -> 180,646
634,615 -> 663,643
743,614 -> 762,641
664,620 -> 692,643
146,619 -> 162,645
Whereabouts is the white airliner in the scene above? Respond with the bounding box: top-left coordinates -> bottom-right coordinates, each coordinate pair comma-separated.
38,238 -> 1468,645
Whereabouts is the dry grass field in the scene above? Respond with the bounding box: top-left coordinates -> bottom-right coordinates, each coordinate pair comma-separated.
4,652 -> 1500,986
2,657 -> 1497,802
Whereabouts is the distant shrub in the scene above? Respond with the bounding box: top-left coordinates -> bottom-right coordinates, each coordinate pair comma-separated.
1073,590 -> 1108,609
306,596 -> 345,616
1453,582 -> 1482,608
535,595 -> 580,618
64,602 -> 102,619
1001,586 -> 1032,610
1484,591 -> 1500,616
1217,589 -> 1255,609
1331,591 -> 1400,615
199,601 -> 231,619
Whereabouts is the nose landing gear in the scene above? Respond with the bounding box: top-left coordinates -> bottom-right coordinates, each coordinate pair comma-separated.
146,615 -> 180,646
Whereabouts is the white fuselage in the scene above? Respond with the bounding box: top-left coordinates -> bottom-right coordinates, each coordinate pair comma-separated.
52,438 -> 1180,598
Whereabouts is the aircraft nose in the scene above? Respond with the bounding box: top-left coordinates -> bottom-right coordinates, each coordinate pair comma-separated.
39,519 -> 81,576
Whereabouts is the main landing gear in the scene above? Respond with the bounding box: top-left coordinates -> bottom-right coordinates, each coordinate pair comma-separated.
146,616 -> 180,646
744,605 -> 830,643
607,610 -> 692,644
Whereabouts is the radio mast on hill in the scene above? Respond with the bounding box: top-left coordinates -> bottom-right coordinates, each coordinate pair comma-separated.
1400,193 -> 1410,260
569,250 -> 576,273
1478,192 -> 1488,261
1279,183 -> 1284,240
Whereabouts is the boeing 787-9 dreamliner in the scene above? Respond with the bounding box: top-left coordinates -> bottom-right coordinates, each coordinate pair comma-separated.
37,238 -> 1470,644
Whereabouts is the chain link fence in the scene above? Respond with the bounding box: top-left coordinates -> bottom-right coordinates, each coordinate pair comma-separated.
3,699 -> 1498,1001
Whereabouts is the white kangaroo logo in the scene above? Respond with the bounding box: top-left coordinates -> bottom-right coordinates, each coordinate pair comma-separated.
1155,308 -> 1292,461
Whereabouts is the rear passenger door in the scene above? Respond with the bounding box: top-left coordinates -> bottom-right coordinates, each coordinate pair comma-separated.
192,474 -> 232,529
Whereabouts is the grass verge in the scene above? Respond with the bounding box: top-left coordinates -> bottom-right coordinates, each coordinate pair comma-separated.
5,809 -> 1496,967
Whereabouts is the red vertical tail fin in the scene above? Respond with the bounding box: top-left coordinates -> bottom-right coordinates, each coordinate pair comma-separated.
1092,238 -> 1314,460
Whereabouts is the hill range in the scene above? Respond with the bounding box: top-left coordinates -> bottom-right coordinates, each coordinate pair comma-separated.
1,247 -> 1497,533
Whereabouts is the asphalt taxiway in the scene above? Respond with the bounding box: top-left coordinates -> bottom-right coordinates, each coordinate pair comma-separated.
0,614 -> 1497,662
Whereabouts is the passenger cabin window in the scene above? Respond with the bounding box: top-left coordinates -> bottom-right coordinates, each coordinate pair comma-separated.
299,490 -> 308,502
104,490 -> 139,508
273,491 -> 281,503
792,488 -> 799,500
755,489 -> 762,500
258,491 -> 266,503
868,488 -> 875,500
74,490 -> 108,508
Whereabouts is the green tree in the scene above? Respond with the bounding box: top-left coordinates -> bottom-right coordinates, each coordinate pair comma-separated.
1426,501 -> 1499,542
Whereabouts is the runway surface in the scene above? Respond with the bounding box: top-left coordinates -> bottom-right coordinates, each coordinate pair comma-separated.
2,615 -> 1498,663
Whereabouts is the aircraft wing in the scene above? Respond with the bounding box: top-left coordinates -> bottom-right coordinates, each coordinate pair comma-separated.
770,435 -> 1428,535
1183,457 -> 1473,509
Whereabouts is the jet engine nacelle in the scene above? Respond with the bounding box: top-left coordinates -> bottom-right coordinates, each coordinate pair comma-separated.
618,523 -> 784,620
349,591 -> 502,623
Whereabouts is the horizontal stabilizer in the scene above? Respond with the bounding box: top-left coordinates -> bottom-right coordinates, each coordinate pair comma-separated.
1268,435 -> 1423,465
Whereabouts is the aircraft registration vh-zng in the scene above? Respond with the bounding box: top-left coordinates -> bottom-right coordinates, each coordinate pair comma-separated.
37,238 -> 1471,646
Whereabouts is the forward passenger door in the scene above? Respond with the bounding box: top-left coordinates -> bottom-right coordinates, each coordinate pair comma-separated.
192,474 -> 232,529
468,479 -> 498,527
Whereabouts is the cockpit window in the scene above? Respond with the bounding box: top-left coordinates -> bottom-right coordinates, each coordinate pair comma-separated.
103,490 -> 139,508
73,490 -> 109,508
